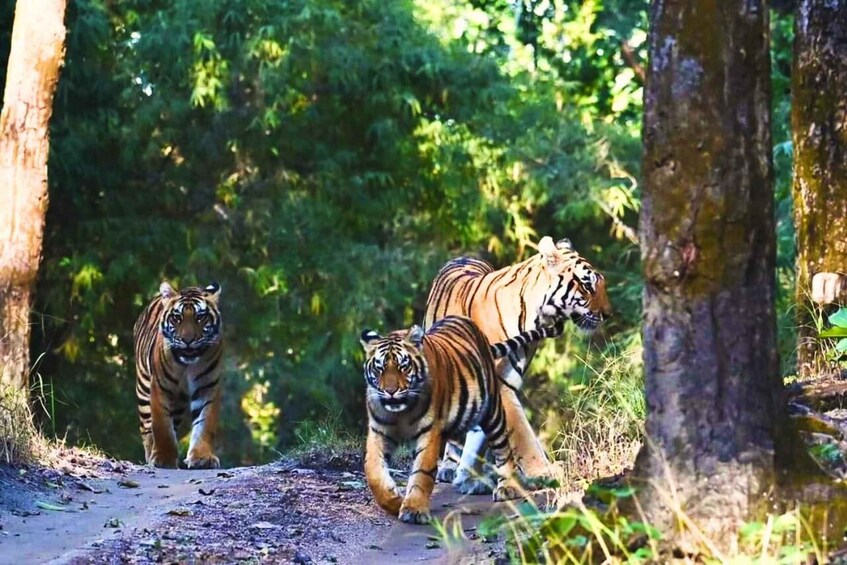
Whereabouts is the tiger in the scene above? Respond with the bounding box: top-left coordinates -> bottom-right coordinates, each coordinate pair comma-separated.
423,235 -> 611,492
361,315 -> 564,524
134,281 -> 224,469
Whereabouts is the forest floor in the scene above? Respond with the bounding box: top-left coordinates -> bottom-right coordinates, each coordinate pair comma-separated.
0,447 -> 531,564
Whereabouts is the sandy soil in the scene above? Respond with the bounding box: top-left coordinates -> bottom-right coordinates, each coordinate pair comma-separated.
0,453 -> 513,564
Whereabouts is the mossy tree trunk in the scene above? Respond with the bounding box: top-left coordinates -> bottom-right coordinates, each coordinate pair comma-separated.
0,0 -> 67,389
634,0 -> 780,551
792,0 -> 847,379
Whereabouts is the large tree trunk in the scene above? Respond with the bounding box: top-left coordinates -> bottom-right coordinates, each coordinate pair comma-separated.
792,0 -> 847,379
633,0 -> 779,551
0,0 -> 67,389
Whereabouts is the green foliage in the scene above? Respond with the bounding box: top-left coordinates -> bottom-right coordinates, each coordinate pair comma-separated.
478,489 -> 829,564
479,485 -> 660,563
735,508 -> 829,564
240,380 -> 280,456
819,307 -> 847,358
13,0 -> 645,463
0,0 -> 795,468
807,440 -> 846,470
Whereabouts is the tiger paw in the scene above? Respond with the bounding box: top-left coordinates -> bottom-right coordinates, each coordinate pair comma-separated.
455,475 -> 494,495
450,464 -> 471,486
148,453 -> 179,469
521,462 -> 563,491
492,481 -> 523,502
185,451 -> 221,469
398,506 -> 432,525
436,464 -> 456,484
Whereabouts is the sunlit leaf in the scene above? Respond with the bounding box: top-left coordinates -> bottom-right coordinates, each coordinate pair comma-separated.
829,308 -> 847,328
819,327 -> 847,338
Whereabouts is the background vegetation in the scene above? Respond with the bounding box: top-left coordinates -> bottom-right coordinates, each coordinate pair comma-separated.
0,0 -> 795,470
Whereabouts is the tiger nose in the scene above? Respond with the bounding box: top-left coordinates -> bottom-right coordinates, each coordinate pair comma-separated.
384,386 -> 399,396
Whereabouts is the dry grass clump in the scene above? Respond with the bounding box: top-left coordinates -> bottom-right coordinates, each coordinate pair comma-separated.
0,382 -> 105,470
550,342 -> 645,490
0,384 -> 44,465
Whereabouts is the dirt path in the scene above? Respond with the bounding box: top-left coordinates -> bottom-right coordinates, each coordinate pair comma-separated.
0,458 -> 513,564
1,466 -> 222,564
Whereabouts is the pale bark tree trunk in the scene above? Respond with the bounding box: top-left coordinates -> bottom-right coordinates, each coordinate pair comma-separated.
792,0 -> 847,379
633,0 -> 780,551
0,0 -> 68,389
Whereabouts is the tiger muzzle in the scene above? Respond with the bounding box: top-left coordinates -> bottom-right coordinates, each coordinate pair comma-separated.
381,393 -> 414,413
174,345 -> 208,364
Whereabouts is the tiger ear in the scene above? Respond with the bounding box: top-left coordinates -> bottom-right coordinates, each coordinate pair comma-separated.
360,329 -> 381,353
204,281 -> 221,303
405,325 -> 425,349
556,238 -> 574,252
159,281 -> 178,300
537,236 -> 563,271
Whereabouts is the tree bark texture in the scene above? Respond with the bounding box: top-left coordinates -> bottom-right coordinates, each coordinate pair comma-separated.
792,0 -> 847,379
634,0 -> 779,549
0,0 -> 67,389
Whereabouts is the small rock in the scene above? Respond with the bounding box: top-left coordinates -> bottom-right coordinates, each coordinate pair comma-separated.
251,521 -> 282,530
293,551 -> 313,564
166,508 -> 191,517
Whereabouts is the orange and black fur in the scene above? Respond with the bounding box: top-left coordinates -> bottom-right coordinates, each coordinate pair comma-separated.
134,281 -> 223,469
361,316 -> 563,524
424,236 -> 612,490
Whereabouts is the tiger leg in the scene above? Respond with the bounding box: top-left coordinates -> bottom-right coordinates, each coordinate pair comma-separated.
185,385 -> 221,469
482,388 -> 523,502
140,429 -> 153,462
148,381 -> 179,468
436,439 -> 462,483
399,428 -> 442,524
138,387 -> 154,462
500,386 -> 561,485
453,428 -> 496,495
365,427 -> 402,516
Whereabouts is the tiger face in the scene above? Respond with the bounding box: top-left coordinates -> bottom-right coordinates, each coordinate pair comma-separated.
360,326 -> 427,414
159,281 -> 222,365
537,236 -> 611,332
